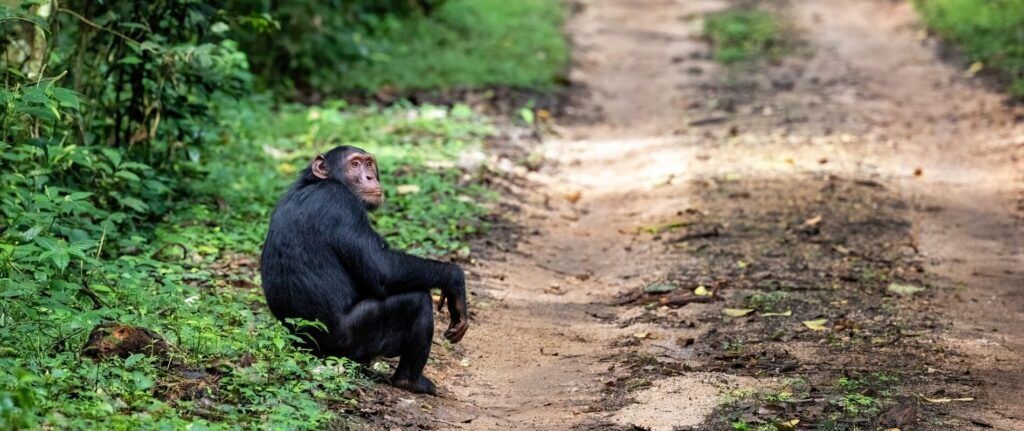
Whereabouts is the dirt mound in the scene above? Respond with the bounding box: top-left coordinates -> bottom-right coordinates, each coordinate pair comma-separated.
82,322 -> 171,360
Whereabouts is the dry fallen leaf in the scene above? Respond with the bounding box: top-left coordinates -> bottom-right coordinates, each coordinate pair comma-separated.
803,214 -> 823,227
396,184 -> 421,195
803,318 -> 829,331
888,283 -> 925,296
694,285 -> 711,296
922,396 -> 974,403
631,219 -> 694,235
761,310 -> 793,317
777,419 -> 799,431
722,308 -> 755,317
563,189 -> 583,204
964,61 -> 983,78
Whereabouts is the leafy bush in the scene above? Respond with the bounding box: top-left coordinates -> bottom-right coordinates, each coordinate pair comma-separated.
53,1 -> 249,163
915,0 -> 1024,96
227,0 -> 448,97
703,9 -> 789,64
338,0 -> 570,93
231,0 -> 568,97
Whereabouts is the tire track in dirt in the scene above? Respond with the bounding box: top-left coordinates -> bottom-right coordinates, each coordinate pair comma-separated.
390,0 -> 1023,429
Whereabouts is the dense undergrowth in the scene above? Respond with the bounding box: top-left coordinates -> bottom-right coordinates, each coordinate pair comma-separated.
0,0 -> 559,428
1,99 -> 495,430
915,0 -> 1024,97
339,0 -> 569,93
233,0 -> 568,97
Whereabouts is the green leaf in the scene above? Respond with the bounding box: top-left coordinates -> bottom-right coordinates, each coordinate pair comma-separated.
120,162 -> 151,171
20,87 -> 50,104
50,249 -> 70,271
124,353 -> 145,367
211,22 -> 230,34
644,282 -> 679,294
0,283 -> 33,298
100,149 -> 122,167
115,170 -> 141,181
519,108 -> 535,124
118,196 -> 149,212
34,237 -> 58,250
16,106 -> 58,122
66,245 -> 88,260
51,88 -> 81,110
118,56 -> 142,65
22,226 -> 42,241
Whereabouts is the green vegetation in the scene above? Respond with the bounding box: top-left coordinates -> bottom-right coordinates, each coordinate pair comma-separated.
915,0 -> 1024,96
1,0 -> 558,428
703,9 -> 790,64
233,0 -> 569,96
1,97 -> 494,429
229,0 -> 448,97
340,0 -> 569,93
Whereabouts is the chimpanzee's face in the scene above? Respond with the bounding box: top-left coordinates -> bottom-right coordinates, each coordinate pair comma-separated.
310,150 -> 383,210
342,152 -> 382,210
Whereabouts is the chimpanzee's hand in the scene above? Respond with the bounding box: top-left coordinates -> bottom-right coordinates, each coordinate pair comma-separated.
437,289 -> 468,343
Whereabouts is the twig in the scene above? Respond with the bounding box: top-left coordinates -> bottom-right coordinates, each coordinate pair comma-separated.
669,226 -> 722,242
80,279 -> 106,309
151,242 -> 187,261
95,225 -> 106,259
56,7 -> 141,45
660,294 -> 716,307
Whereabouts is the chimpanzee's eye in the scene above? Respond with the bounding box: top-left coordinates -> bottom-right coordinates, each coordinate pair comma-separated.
351,160 -> 360,167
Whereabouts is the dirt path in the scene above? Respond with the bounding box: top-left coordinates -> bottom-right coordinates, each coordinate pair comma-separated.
372,0 -> 1024,429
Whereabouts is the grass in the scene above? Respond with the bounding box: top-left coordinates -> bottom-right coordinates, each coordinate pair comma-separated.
914,0 -> 1024,96
339,0 -> 570,92
702,9 -> 790,64
0,100 -> 496,430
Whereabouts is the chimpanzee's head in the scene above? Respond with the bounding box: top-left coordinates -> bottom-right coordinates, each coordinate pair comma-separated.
309,146 -> 383,210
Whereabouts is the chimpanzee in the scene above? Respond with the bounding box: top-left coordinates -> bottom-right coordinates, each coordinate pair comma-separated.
260,145 -> 469,395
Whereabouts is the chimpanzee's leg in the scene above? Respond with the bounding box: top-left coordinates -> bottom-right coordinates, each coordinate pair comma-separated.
329,291 -> 436,394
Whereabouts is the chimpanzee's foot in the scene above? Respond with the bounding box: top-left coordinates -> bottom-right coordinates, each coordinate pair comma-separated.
390,374 -> 437,395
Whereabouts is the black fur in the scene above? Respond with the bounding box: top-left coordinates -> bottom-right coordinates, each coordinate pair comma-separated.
260,146 -> 466,393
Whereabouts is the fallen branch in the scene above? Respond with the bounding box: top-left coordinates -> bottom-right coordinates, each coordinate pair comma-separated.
660,294 -> 716,307
669,226 -> 722,242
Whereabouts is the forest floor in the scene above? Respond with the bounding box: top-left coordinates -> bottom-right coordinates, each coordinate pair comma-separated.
360,0 -> 1024,429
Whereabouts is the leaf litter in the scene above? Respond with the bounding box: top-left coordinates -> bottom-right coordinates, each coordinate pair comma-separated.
606,174 -> 976,429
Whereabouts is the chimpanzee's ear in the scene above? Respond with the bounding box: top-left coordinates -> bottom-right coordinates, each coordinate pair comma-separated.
311,155 -> 329,179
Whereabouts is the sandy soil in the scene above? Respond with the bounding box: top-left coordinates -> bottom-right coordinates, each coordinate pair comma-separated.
363,0 -> 1024,429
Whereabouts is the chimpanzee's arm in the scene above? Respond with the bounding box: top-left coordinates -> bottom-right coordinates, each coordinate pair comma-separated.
329,216 -> 464,297
330,216 -> 469,343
